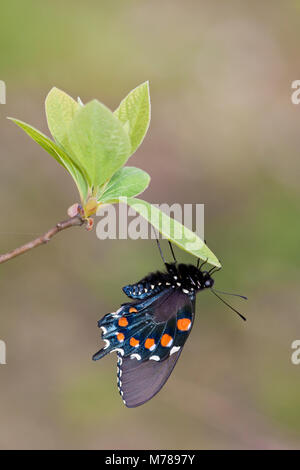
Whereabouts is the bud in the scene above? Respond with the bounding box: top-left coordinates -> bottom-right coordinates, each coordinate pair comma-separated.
67,203 -> 80,218
85,217 -> 94,231
84,198 -> 98,217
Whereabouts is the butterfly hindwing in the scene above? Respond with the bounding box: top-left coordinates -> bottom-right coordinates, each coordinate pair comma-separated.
117,349 -> 183,408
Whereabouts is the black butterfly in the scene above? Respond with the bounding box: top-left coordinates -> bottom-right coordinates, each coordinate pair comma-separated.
93,241 -> 246,408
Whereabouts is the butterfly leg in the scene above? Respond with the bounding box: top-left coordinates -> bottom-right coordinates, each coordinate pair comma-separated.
155,237 -> 167,266
168,241 -> 177,263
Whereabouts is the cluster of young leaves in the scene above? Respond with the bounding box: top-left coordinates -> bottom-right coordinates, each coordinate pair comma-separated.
9,83 -> 220,267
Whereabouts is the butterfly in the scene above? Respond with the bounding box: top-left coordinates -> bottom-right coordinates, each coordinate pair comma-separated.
93,241 -> 246,408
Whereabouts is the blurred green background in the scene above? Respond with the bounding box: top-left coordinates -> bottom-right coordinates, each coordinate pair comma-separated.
1,0 -> 300,450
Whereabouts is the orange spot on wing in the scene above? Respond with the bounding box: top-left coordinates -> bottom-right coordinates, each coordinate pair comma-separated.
117,332 -> 125,342
161,334 -> 173,347
130,337 -> 140,347
118,317 -> 128,327
129,307 -> 138,313
177,318 -> 191,331
145,338 -> 155,349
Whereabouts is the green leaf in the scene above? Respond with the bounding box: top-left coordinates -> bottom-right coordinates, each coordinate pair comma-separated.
45,87 -> 79,149
67,100 -> 131,188
99,167 -> 150,202
114,81 -> 150,154
8,118 -> 88,202
124,198 -> 221,267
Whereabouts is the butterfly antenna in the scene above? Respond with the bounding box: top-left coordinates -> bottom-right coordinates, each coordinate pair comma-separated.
208,266 -> 222,275
212,289 -> 247,300
168,241 -> 177,263
211,290 -> 246,321
197,239 -> 208,269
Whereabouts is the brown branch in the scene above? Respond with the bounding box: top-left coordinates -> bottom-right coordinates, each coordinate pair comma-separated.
0,214 -> 85,264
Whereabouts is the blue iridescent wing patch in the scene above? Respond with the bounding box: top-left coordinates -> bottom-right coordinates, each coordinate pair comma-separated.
93,289 -> 195,407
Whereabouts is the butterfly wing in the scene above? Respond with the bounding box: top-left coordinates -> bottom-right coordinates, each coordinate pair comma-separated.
117,349 -> 183,408
93,289 -> 196,407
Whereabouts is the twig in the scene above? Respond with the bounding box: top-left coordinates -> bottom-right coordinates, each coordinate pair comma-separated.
0,214 -> 85,264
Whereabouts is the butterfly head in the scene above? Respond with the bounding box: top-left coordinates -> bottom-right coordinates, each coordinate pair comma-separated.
175,264 -> 215,294
201,271 -> 215,289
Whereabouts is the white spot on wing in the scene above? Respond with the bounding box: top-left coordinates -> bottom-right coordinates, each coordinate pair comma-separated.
112,307 -> 123,318
103,339 -> 110,349
130,353 -> 141,360
117,356 -> 123,365
170,346 -> 180,355
100,326 -> 107,335
111,348 -> 124,356
149,355 -> 160,361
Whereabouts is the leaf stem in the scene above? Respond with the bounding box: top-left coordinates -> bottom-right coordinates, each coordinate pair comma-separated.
0,214 -> 85,264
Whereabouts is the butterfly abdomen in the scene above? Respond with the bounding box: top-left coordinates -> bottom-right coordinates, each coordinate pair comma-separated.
122,270 -> 173,300
123,280 -> 162,300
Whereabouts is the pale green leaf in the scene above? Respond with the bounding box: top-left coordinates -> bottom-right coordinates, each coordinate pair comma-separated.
124,198 -> 221,267
99,167 -> 150,202
8,118 -> 88,201
67,100 -> 131,188
114,81 -> 150,154
45,87 -> 79,148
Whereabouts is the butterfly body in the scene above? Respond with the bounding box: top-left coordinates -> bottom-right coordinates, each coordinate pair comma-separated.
93,262 -> 215,407
123,263 -> 214,300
